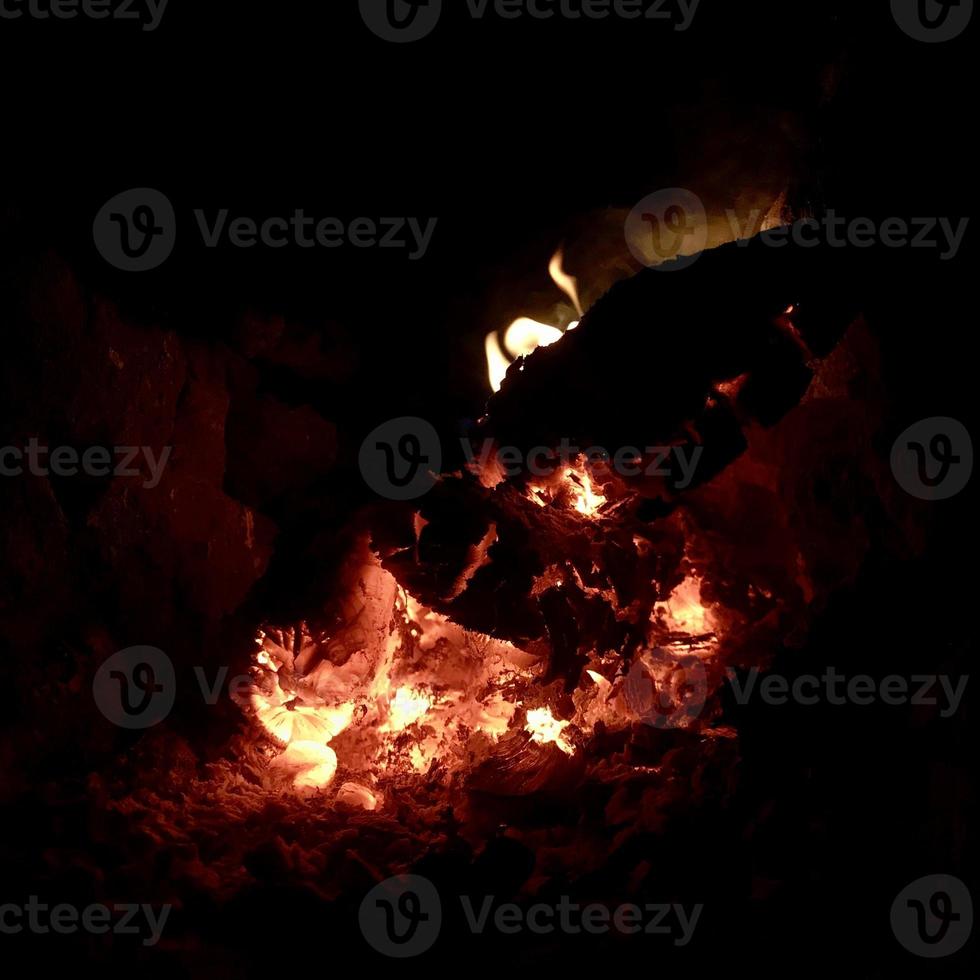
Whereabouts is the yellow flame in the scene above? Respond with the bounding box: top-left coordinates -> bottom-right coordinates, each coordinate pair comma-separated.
485,332 -> 512,394
566,466 -> 607,517
528,462 -> 608,519
549,247 -> 583,316
655,575 -> 716,636
526,706 -> 574,755
382,686 -> 433,733
486,248 -> 583,393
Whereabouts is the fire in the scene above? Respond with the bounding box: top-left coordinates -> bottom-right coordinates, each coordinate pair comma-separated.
528,460 -> 608,518
486,247 -> 583,392
381,686 -> 433,733
525,706 -> 575,756
243,556 -> 731,800
654,574 -> 718,646
548,247 -> 583,318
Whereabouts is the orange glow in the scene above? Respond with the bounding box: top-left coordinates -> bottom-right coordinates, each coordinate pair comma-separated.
381,686 -> 433,732
528,461 -> 608,518
244,558 -> 731,801
525,706 -> 575,755
655,575 -> 717,640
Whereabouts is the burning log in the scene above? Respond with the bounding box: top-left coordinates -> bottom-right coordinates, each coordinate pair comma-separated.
377,233 -> 865,660
242,229 -> 884,806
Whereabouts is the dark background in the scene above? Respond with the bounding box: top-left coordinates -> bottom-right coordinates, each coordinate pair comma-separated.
0,0 -> 976,975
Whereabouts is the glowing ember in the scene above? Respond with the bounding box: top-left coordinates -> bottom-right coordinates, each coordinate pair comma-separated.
382,686 -> 433,732
525,706 -> 575,756
243,554 -> 731,800
336,782 -> 381,811
566,467 -> 607,517
271,740 -> 339,791
655,574 -> 718,642
528,461 -> 608,518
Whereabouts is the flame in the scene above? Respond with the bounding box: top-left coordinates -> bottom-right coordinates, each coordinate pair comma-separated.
486,247 -> 584,392
528,460 -> 608,519
525,706 -> 574,755
655,575 -> 717,639
549,248 -> 583,317
485,332 -> 512,395
382,686 -> 434,733
244,563 -> 734,800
